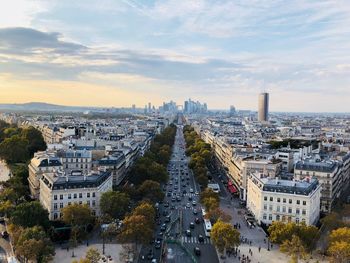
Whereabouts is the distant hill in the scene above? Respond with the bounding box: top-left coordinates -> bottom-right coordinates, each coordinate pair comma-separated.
0,102 -> 92,112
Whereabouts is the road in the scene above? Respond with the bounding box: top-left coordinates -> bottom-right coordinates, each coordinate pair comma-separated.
139,115 -> 218,263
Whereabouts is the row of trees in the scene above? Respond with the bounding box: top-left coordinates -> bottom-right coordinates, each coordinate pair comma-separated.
268,221 -> 319,262
183,125 -> 211,188
200,188 -> 231,224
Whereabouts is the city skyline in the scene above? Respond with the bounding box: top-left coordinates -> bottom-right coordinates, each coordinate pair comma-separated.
1,1 -> 350,112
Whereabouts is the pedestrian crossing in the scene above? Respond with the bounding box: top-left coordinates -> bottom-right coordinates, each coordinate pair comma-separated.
181,236 -> 211,244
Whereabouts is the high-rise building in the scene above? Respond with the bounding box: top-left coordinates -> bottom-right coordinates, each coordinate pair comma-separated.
229,105 -> 236,116
258,92 -> 269,122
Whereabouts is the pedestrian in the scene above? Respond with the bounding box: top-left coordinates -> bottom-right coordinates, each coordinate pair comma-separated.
263,238 -> 266,243
258,246 -> 261,252
271,244 -> 273,249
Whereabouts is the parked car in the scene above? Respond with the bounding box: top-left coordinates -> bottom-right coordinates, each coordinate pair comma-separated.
194,247 -> 201,256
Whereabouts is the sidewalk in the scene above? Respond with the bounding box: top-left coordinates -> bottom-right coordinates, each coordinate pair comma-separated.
54,242 -> 123,263
218,200 -> 328,263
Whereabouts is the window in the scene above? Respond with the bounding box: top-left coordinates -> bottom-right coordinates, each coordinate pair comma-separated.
60,194 -> 63,200
269,214 -> 272,220
263,213 -> 267,220
296,218 -> 300,224
277,206 -> 280,212
264,204 -> 267,210
296,208 -> 300,214
92,192 -> 96,198
60,203 -> 63,208
270,197 -> 273,202
276,215 -> 280,221
264,196 -> 267,201
68,202 -> 71,206
277,198 -> 280,203
54,195 -> 57,200
303,201 -> 306,205
296,200 -> 300,205
302,209 -> 306,215
288,208 -> 292,213
289,199 -> 292,204
79,201 -> 82,205
54,203 -> 57,210
87,193 -> 90,198
74,193 -> 77,199
54,213 -> 58,220
92,200 -> 96,206
282,206 -> 286,212
79,193 -> 82,198
68,194 -> 71,199
87,201 -> 90,206
269,205 -> 273,211
283,198 -> 286,203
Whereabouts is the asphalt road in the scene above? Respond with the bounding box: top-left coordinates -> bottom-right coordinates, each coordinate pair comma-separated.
139,117 -> 219,263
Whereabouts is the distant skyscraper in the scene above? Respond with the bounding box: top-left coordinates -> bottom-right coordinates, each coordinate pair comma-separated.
258,92 -> 269,122
229,105 -> 236,116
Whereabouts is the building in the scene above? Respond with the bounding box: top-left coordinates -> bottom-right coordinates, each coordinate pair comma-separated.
247,172 -> 321,226
295,159 -> 342,213
39,170 -> 113,220
57,149 -> 92,175
258,92 -> 269,122
28,152 -> 63,199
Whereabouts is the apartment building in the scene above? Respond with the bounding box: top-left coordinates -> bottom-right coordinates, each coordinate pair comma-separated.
97,153 -> 126,185
39,170 -> 112,220
28,152 -> 63,199
295,159 -> 342,213
247,172 -> 321,226
57,149 -> 92,175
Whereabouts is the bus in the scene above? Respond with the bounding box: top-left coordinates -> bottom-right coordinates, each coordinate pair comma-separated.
203,218 -> 212,237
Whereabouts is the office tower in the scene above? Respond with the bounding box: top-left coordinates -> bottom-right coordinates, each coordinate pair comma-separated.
258,92 -> 269,122
229,105 -> 236,116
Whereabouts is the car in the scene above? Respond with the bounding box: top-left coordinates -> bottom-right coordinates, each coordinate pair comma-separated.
188,196 -> 193,201
171,205 -> 175,210
1,231 -> 8,239
151,259 -> 157,263
195,191 -> 199,195
190,222 -> 195,229
186,203 -> 191,208
176,196 -> 181,202
183,189 -> 187,194
167,192 -> 171,197
185,230 -> 191,237
155,240 -> 161,249
198,235 -> 204,243
190,188 -> 194,193
195,217 -> 200,224
162,210 -> 168,216
164,202 -> 169,207
147,251 -> 154,260
192,201 -> 197,206
160,224 -> 166,231
194,247 -> 201,256
174,186 -> 178,190
193,209 -> 198,215
186,181 -> 190,185
171,197 -> 176,202
165,216 -> 171,222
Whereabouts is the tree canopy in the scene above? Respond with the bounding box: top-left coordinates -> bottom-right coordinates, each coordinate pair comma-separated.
10,201 -> 49,229
100,191 -> 130,220
211,221 -> 240,254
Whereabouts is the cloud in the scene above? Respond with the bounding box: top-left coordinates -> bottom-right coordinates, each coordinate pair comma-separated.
0,27 -> 86,55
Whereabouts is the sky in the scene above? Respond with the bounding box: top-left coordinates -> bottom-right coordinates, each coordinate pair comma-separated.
0,0 -> 350,112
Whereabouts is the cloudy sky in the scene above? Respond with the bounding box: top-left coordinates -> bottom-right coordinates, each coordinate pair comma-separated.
0,0 -> 349,112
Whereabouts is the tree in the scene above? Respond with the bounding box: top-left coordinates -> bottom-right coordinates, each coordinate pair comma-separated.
21,126 -> 47,156
211,221 -> 240,255
200,188 -> 220,203
0,135 -> 29,163
15,226 -> 55,263
137,180 -> 164,203
132,202 -> 155,228
100,191 -> 130,220
61,203 -> 94,227
202,197 -> 219,212
118,214 -> 153,247
280,235 -> 307,263
85,247 -> 101,263
207,208 -> 232,223
327,227 -> 350,262
10,201 -> 49,229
